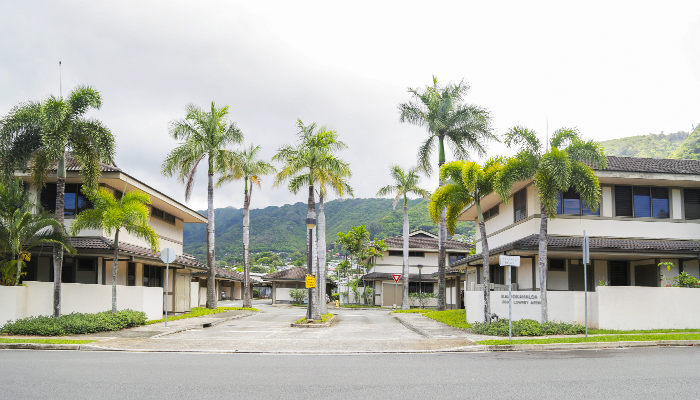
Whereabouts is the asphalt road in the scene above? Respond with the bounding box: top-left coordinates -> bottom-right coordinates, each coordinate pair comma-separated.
3,347 -> 699,399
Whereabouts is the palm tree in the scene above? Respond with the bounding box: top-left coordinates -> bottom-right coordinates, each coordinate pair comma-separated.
0,179 -> 76,286
429,159 -> 502,323
162,102 -> 243,309
216,144 -> 275,308
398,76 -> 495,310
314,158 -> 353,314
376,165 -> 429,310
0,85 -> 115,317
70,188 -> 160,313
496,127 -> 606,322
273,119 -> 347,320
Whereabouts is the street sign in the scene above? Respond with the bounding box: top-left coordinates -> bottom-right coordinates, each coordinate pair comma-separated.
160,248 -> 177,264
305,274 -> 316,288
499,255 -> 520,267
392,274 -> 401,283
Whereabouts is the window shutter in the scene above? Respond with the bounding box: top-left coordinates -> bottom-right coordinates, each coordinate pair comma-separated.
514,189 -> 527,222
614,186 -> 633,217
685,189 -> 700,220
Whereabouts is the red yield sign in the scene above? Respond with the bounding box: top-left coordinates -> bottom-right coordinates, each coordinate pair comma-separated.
392,274 -> 401,283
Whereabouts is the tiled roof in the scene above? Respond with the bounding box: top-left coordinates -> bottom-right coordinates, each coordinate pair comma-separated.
381,235 -> 472,251
40,153 -> 121,173
263,267 -> 308,280
192,267 -> 244,281
64,237 -> 206,270
598,156 -> 700,175
455,234 -> 700,266
361,272 -> 437,282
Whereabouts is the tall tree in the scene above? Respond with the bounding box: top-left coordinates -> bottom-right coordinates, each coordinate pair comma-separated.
429,158 -> 502,323
496,127 -> 606,322
336,225 -> 387,305
376,165 -> 429,310
71,188 -> 160,312
0,179 -> 76,286
273,119 -> 347,320
398,76 -> 495,310
0,85 -> 115,317
162,102 -> 243,309
217,144 -> 275,308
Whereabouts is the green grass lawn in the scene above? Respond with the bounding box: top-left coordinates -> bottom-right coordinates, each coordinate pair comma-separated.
295,313 -> 334,324
146,307 -> 259,325
423,309 -> 471,330
478,333 -> 700,345
589,328 -> 700,334
0,338 -> 96,344
391,309 -> 432,313
340,305 -> 382,308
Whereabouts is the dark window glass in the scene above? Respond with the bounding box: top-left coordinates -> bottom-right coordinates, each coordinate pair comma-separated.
609,261 -> 628,286
448,253 -> 465,265
142,265 -> 163,287
40,184 -> 57,213
684,189 -> 700,220
514,189 -> 527,222
408,282 -> 433,294
582,202 -> 600,216
549,259 -> 565,271
127,262 -> 136,286
408,251 -> 424,257
615,186 -> 633,217
555,192 -> 562,214
64,184 -> 77,216
562,189 -> 581,215
388,250 -> 403,257
490,265 -> 506,285
484,205 -> 499,221
651,187 -> 669,218
633,187 -> 651,217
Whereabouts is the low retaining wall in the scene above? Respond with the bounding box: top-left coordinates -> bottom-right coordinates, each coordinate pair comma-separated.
0,281 -> 163,326
465,286 -> 700,330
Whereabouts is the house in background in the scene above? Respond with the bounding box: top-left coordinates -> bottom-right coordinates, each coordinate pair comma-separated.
454,156 -> 700,329
264,267 -> 335,304
1,155 -> 234,325
361,229 -> 472,309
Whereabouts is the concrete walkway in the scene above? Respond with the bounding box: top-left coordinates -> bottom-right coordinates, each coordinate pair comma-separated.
392,313 -> 497,341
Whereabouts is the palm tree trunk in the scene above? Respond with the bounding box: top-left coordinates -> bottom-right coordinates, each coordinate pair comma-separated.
307,182 -> 320,320
112,229 -> 120,313
53,152 -> 66,318
539,204 -> 548,323
401,202 -> 410,310
242,182 -> 251,308
477,203 -> 491,323
206,168 -> 217,309
317,192 -> 327,314
436,135 -> 446,311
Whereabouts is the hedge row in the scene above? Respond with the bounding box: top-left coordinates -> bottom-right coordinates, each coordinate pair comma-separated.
1,310 -> 147,336
471,318 -> 585,336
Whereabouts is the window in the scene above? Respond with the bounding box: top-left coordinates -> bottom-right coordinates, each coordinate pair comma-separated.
548,259 -> 566,271
555,189 -> 599,216
488,265 -> 516,285
614,186 -> 669,218
483,204 -> 499,221
389,250 -> 402,257
513,189 -> 527,222
408,282 -> 433,294
388,251 -> 425,257
151,206 -> 176,225
142,265 -> 163,287
40,183 -> 92,215
448,253 -> 466,265
127,263 -> 136,286
684,188 -> 700,220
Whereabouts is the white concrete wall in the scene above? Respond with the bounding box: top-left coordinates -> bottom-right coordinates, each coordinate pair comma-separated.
1,281 -> 163,325
190,282 -> 200,309
597,286 -> 700,330
0,286 -> 27,327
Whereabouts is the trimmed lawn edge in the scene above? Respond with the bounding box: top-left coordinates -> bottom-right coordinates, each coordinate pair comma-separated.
0,338 -> 96,344
146,307 -> 259,325
478,333 -> 700,345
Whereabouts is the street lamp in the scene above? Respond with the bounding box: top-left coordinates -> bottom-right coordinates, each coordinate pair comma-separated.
417,264 -> 423,309
305,217 -> 316,320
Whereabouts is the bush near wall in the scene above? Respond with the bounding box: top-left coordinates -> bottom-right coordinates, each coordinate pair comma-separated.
1,310 -> 146,336
470,319 -> 585,336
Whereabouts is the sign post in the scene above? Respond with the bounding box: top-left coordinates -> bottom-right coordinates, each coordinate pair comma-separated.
159,248 -> 177,328
583,231 -> 590,338
392,274 -> 401,309
499,255 -> 521,341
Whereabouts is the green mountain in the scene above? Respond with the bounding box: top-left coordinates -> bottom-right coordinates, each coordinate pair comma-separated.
183,198 -> 475,263
601,125 -> 700,159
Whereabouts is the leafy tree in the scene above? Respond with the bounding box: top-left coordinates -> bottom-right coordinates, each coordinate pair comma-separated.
70,188 -> 160,313
429,159 -> 502,323
496,127 -> 606,322
217,143 -> 275,308
273,119 -> 347,320
0,85 -> 115,317
376,165 -> 429,310
335,225 -> 387,305
162,102 -> 243,309
0,179 -> 76,286
399,76 -> 495,310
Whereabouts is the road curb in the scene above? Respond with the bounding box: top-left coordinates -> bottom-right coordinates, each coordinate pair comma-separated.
291,314 -> 336,328
149,312 -> 256,339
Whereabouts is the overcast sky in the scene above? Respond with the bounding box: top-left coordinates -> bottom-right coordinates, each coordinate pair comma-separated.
2,1 -> 699,212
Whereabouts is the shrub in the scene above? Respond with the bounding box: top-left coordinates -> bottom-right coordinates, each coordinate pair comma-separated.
330,293 -> 340,302
288,288 -> 307,304
1,310 -> 147,336
470,319 -> 585,336
252,289 -> 261,298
